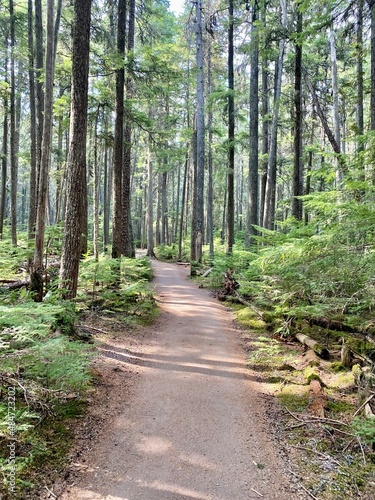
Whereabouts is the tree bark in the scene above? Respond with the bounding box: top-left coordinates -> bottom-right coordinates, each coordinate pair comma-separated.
368,0 -> 375,130
146,140 -> 155,257
10,0 -> 17,246
193,0 -> 205,264
329,25 -> 343,188
0,49 -> 8,240
28,0 -> 37,239
292,3 -> 303,221
246,4 -> 259,247
263,0 -> 287,230
32,0 -> 55,301
122,0 -> 135,258
112,0 -> 126,259
34,0 -> 44,208
226,0 -> 235,255
59,0 -> 92,299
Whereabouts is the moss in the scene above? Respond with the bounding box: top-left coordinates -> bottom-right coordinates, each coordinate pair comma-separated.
329,361 -> 346,373
277,387 -> 310,412
234,307 -> 266,330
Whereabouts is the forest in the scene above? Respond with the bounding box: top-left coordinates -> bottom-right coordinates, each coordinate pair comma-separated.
1,0 -> 375,497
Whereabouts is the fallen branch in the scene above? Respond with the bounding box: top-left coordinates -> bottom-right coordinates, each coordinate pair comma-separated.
233,290 -> 264,321
287,469 -> 319,500
295,332 -> 329,359
79,324 -> 109,336
353,392 -> 375,417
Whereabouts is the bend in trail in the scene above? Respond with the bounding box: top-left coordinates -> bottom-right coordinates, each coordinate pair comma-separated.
61,259 -> 303,500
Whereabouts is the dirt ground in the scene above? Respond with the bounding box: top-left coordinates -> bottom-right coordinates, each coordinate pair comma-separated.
47,259 -> 308,500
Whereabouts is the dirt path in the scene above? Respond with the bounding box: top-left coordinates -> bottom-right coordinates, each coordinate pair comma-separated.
59,259 -> 303,500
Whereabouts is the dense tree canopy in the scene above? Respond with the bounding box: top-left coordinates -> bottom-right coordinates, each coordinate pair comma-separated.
0,0 -> 373,298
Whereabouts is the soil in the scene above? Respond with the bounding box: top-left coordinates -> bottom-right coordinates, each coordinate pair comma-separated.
46,259 -> 308,500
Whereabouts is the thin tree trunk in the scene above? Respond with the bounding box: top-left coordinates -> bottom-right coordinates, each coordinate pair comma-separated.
226,0 -> 235,255
103,128 -> 110,251
0,49 -> 8,240
193,0 -> 205,264
329,25 -> 343,188
122,0 -> 135,257
59,0 -> 92,299
35,0 -> 44,206
357,0 -> 364,175
260,7 -> 269,224
32,0 -> 55,300
28,0 -> 37,238
146,140 -> 154,257
93,110 -> 100,261
10,0 -> 17,246
263,0 -> 287,230
246,3 -> 259,247
292,3 -> 303,220
178,149 -> 188,261
112,0 -> 126,259
368,0 -> 375,130
161,170 -> 168,244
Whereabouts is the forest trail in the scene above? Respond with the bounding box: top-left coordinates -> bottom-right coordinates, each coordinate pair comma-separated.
59,259 -> 302,500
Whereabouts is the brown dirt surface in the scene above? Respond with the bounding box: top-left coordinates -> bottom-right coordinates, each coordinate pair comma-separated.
48,259 -> 308,500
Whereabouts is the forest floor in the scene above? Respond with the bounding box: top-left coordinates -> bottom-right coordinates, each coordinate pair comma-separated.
43,257 -> 308,500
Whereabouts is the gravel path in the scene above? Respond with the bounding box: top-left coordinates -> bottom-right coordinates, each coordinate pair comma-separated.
60,259 -> 299,500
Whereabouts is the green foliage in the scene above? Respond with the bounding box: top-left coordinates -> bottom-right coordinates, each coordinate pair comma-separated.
351,416 -> 375,446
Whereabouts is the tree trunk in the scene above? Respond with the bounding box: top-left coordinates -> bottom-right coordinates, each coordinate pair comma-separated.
263,0 -> 287,230
32,0 -> 55,301
10,0 -> 17,246
368,0 -> 375,130
260,7 -> 269,225
357,0 -> 364,173
35,0 -> 44,207
292,3 -> 303,221
146,140 -> 155,257
226,0 -> 235,255
122,0 -> 135,257
0,51 -> 8,240
246,4 -> 259,247
329,25 -> 343,188
193,0 -> 205,264
28,0 -> 37,239
178,150 -> 188,261
206,37 -> 214,259
93,109 -> 100,261
59,0 -> 92,299
112,0 -> 126,259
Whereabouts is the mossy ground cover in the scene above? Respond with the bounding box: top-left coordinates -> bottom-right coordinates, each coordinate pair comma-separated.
231,305 -> 375,499
0,249 -> 156,499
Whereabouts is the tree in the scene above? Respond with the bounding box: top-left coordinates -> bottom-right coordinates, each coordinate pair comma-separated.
246,2 -> 259,247
226,0 -> 235,255
122,0 -> 135,258
112,0 -> 126,259
31,0 -> 55,301
59,0 -> 92,299
292,1 -> 303,220
192,0 -> 205,264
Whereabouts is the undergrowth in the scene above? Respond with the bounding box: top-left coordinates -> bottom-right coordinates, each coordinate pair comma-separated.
0,247 -> 156,499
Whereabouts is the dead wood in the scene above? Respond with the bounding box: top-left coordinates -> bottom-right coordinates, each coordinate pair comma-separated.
0,280 -> 30,290
233,290 -> 264,320
295,332 -> 329,359
307,379 -> 327,418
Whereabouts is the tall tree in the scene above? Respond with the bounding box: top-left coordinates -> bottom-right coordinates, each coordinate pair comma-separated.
122,0 -> 135,257
192,0 -> 205,263
112,0 -> 126,259
263,0 -> 287,230
31,0 -> 55,301
0,51 -> 8,239
368,0 -> 375,130
59,0 -> 92,298
246,2 -> 259,247
9,0 -> 17,246
292,1 -> 303,220
28,0 -> 37,238
226,0 -> 235,254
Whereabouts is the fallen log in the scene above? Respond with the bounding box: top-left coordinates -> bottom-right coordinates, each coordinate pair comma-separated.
295,332 -> 329,360
0,280 -> 30,290
233,290 -> 264,321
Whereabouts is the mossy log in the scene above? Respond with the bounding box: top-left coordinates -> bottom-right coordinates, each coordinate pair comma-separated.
307,379 -> 327,418
295,332 -> 329,360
